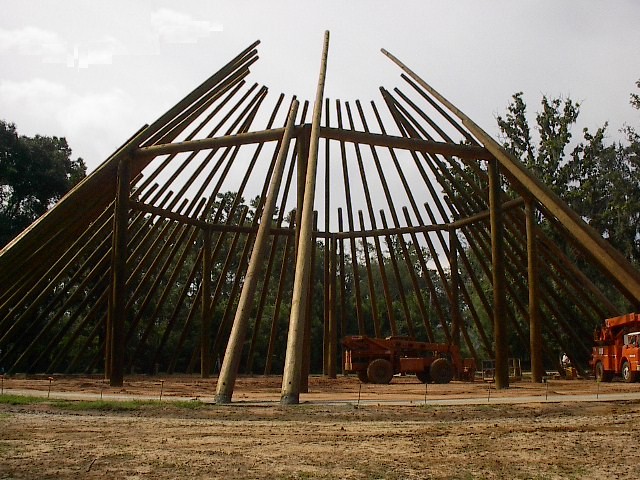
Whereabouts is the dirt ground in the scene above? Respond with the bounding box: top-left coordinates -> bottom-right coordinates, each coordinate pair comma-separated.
2,374 -> 640,479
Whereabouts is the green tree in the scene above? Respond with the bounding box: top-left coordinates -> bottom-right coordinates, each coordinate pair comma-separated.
496,88 -> 639,267
0,120 -> 87,247
496,92 -> 579,197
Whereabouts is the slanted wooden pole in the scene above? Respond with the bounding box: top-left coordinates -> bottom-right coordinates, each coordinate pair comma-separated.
526,198 -> 544,382
488,159 -> 509,389
281,31 -> 329,405
215,99 -> 299,403
295,126 -> 310,255
108,156 -> 131,387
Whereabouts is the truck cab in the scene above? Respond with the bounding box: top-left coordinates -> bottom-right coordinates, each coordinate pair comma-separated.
621,331 -> 640,382
591,313 -> 640,383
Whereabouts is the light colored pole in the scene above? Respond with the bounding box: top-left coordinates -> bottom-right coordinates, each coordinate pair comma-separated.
281,31 -> 330,405
214,99 -> 300,404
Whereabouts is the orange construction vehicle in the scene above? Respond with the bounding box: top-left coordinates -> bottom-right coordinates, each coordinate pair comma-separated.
343,335 -> 475,384
591,312 -> 640,383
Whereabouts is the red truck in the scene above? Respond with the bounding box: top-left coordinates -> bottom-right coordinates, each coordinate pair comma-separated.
343,335 -> 475,384
591,313 -> 640,383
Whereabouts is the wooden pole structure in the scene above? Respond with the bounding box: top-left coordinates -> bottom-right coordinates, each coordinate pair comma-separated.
381,48 -> 640,305
215,99 -> 299,403
346,102 -> 397,336
281,31 -> 329,405
336,101 -> 365,334
263,223 -> 294,375
358,211 -> 381,337
369,102 -> 434,341
108,155 -> 131,387
488,159 -> 509,389
526,198 -> 544,382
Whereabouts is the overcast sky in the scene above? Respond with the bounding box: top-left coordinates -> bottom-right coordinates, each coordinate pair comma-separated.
1,1 -> 639,171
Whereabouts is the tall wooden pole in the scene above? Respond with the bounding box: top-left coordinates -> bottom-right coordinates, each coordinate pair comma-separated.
526,198 -> 544,382
295,126 -> 310,255
449,227 -> 461,349
281,31 -> 330,405
108,156 -> 131,387
201,228 -> 212,378
488,159 -> 509,389
328,234 -> 338,378
215,99 -> 299,403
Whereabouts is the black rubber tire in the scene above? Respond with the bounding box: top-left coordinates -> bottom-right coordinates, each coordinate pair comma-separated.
430,357 -> 453,384
416,370 -> 431,384
367,358 -> 394,384
357,370 -> 369,383
622,361 -> 636,383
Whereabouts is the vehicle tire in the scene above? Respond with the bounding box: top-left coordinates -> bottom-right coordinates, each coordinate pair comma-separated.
357,370 -> 369,383
416,370 -> 431,384
622,361 -> 636,383
430,357 -> 454,384
367,358 -> 394,384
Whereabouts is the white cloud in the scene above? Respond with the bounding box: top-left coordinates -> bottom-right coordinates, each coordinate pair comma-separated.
0,26 -> 66,58
0,78 -> 136,166
150,8 -> 222,45
0,26 -> 128,68
62,36 -> 129,68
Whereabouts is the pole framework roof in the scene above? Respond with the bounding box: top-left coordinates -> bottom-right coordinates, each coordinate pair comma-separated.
1,38 -> 639,381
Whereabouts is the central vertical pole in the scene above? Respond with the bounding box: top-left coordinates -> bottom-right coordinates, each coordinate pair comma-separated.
281,31 -> 330,405
488,158 -> 509,389
214,99 -> 299,403
526,198 -> 543,382
109,155 -> 131,387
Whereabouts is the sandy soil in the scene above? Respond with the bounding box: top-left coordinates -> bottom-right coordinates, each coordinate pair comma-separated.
2,374 -> 640,479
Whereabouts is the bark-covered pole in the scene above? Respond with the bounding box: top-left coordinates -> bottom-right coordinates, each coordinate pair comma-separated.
488,159 -> 509,389
327,234 -> 338,378
215,99 -> 299,404
449,227 -> 461,349
281,31 -> 330,405
108,155 -> 131,387
526,198 -> 543,382
201,228 -> 212,378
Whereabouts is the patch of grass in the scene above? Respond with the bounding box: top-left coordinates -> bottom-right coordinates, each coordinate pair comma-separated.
51,399 -> 150,411
0,394 -> 208,412
0,394 -> 48,405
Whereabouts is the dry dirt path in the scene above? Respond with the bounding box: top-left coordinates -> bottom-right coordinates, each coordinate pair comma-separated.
2,375 -> 640,479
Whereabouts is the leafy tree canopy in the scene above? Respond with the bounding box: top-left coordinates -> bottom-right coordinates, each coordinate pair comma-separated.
0,120 -> 87,247
497,81 -> 640,266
